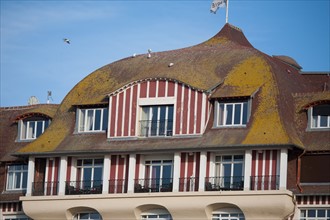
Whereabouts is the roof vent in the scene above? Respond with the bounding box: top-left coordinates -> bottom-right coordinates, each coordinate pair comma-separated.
28,96 -> 39,105
147,49 -> 152,58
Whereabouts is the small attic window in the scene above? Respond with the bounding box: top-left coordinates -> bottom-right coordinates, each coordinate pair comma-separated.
214,99 -> 251,128
309,104 -> 330,130
76,107 -> 108,133
18,117 -> 51,141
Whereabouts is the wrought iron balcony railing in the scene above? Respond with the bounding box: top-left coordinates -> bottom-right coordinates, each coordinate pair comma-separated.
250,175 -> 279,190
139,120 -> 173,137
134,178 -> 173,193
109,179 -> 127,194
65,180 -> 103,195
32,181 -> 58,196
179,177 -> 199,192
205,176 -> 244,191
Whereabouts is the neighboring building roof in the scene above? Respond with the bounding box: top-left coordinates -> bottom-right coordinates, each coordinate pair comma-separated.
0,104 -> 58,161
15,23 -> 330,155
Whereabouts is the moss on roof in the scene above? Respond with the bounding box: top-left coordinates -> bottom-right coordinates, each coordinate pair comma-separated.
17,23 -> 329,155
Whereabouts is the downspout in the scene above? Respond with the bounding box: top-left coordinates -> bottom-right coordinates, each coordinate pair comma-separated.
296,150 -> 306,192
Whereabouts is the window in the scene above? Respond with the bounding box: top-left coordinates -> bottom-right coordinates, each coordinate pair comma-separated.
300,208 -> 330,220
215,100 -> 248,127
4,215 -> 31,220
78,108 -> 108,132
145,160 -> 173,191
76,159 -> 103,190
6,164 -> 28,191
141,209 -> 172,220
140,105 -> 174,137
310,104 -> 330,129
213,155 -> 244,190
73,212 -> 102,220
212,211 -> 245,220
20,119 -> 50,140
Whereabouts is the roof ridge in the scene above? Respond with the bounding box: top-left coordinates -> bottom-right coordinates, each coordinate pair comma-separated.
0,103 -> 59,111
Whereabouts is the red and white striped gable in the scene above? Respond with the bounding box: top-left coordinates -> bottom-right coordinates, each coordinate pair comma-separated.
107,79 -> 210,138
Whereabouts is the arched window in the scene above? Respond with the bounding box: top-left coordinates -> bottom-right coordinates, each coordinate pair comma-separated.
73,212 -> 102,220
141,209 -> 172,220
212,208 -> 245,220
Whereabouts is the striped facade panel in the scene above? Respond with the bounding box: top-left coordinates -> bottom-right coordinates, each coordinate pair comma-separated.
43,157 -> 59,195
296,195 -> 330,206
109,155 -> 129,193
179,152 -> 200,192
251,150 -> 279,190
108,79 -> 209,138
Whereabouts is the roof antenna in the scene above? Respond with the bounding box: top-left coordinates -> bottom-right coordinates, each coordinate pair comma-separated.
147,49 -> 152,58
47,91 -> 53,104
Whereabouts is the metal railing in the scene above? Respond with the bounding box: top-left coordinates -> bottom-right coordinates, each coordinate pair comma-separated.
205,176 -> 244,191
65,180 -> 103,195
109,179 -> 127,194
134,178 -> 173,193
250,175 -> 279,190
139,120 -> 173,137
32,181 -> 58,196
179,177 -> 199,192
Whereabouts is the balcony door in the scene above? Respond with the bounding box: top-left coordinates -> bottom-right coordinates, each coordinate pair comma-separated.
144,159 -> 173,192
140,105 -> 174,137
214,155 -> 244,190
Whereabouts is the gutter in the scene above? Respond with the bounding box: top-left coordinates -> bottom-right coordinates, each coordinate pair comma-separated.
296,150 -> 306,192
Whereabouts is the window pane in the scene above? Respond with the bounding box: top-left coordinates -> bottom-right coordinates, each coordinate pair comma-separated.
320,115 -> 328,127
15,173 -> 21,188
22,171 -> 28,188
36,121 -> 43,138
87,110 -> 94,131
94,167 -> 103,183
79,110 -> 86,131
28,121 -> 35,138
94,109 -> 101,130
234,163 -> 243,177
102,108 -> 108,131
318,209 -> 325,217
242,102 -> 248,124
225,104 -> 233,125
163,165 -> 172,180
308,210 -> 316,217
151,106 -> 158,136
218,103 -> 224,125
234,104 -> 242,125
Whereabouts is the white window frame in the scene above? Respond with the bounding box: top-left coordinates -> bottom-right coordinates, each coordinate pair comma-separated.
19,119 -> 50,140
139,105 -> 174,137
76,158 -> 103,188
212,208 -> 245,220
73,212 -> 102,220
77,108 -> 108,133
214,100 -> 249,127
6,164 -> 28,191
300,208 -> 330,220
141,209 -> 172,220
309,104 -> 330,130
3,214 -> 31,220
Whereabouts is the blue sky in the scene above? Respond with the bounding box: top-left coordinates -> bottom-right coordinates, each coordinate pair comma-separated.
1,0 -> 329,107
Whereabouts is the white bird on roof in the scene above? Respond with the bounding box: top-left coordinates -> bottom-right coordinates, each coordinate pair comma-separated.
63,38 -> 70,44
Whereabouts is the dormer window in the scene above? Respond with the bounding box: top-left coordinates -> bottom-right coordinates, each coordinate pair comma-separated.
140,105 -> 174,137
77,108 -> 108,132
310,104 -> 330,129
214,100 -> 249,127
19,118 -> 51,140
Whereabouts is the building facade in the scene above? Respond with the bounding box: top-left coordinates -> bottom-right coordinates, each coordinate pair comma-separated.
1,24 -> 329,220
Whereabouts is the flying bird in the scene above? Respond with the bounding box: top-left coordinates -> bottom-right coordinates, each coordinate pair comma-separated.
63,38 -> 70,44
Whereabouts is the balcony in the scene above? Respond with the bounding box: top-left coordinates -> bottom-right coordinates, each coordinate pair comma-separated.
205,176 -> 244,191
250,175 -> 279,190
109,179 -> 127,194
32,181 -> 58,196
134,178 -> 173,193
139,120 -> 173,137
65,180 -> 102,195
179,177 -> 199,192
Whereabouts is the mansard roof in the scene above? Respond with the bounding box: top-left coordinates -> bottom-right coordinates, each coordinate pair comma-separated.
16,23 -> 330,155
0,104 -> 58,161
